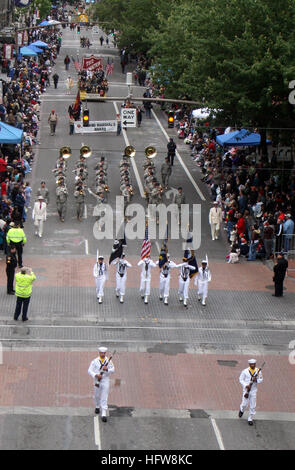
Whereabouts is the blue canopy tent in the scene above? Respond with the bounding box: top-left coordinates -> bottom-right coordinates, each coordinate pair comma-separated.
39,20 -> 50,26
27,45 -> 43,54
0,122 -> 23,144
29,40 -> 48,48
217,129 -> 263,147
20,46 -> 38,57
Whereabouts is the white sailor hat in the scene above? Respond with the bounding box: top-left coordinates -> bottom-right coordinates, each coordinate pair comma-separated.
98,346 -> 108,353
98,255 -> 104,259
248,358 -> 256,364
201,260 -> 207,264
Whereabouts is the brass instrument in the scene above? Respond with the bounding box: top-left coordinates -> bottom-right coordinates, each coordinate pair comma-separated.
80,145 -> 92,159
145,146 -> 157,159
124,145 -> 136,158
60,146 -> 72,160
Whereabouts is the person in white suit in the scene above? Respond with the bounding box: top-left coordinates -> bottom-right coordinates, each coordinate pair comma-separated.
111,253 -> 132,303
156,254 -> 178,305
137,256 -> 156,304
177,260 -> 196,307
88,346 -> 115,422
209,201 -> 223,240
239,359 -> 263,426
194,259 -> 212,306
93,255 -> 108,303
32,195 -> 47,237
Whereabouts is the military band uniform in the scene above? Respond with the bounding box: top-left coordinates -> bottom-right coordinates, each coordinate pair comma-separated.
74,188 -> 85,220
56,185 -> 68,222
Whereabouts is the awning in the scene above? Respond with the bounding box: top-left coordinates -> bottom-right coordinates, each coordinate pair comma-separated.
20,46 -> 38,57
0,122 -> 23,144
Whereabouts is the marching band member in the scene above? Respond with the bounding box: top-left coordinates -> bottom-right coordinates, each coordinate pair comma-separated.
93,255 -> 108,303
137,256 -> 156,304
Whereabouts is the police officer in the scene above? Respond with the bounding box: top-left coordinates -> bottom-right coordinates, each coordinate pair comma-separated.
6,222 -> 27,268
6,245 -> 17,294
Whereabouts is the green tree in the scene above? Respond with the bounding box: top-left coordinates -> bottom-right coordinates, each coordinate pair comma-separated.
150,0 -> 295,144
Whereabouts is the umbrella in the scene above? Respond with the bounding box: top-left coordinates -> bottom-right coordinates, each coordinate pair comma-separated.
30,40 -> 48,48
20,46 -> 38,57
48,20 -> 61,25
39,20 -> 50,26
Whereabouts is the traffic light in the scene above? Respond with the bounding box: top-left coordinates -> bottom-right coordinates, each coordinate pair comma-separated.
77,25 -> 80,34
83,109 -> 89,127
168,111 -> 174,128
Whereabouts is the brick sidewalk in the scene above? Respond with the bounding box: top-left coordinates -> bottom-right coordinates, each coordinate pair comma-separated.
1,256 -> 294,292
0,351 -> 294,413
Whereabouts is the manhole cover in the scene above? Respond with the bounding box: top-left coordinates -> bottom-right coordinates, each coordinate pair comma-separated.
217,360 -> 238,367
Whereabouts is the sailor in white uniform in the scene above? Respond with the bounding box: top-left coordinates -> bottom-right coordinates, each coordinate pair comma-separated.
137,256 -> 157,304
156,254 -> 178,305
112,253 -> 132,303
88,346 -> 115,422
177,260 -> 196,307
93,255 -> 108,303
239,359 -> 263,425
194,259 -> 211,306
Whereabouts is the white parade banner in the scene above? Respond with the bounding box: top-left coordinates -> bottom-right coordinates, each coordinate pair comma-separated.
74,120 -> 117,133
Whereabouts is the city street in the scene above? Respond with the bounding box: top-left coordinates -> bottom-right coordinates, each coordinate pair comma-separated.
0,24 -> 295,451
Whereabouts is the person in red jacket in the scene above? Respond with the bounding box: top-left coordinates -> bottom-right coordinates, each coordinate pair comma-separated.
0,157 -> 7,178
236,213 -> 246,238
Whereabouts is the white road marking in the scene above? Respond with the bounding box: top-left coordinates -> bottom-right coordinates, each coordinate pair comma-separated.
210,417 -> 225,450
113,101 -> 145,198
151,109 -> 206,201
83,204 -> 87,219
94,415 -> 102,450
85,239 -> 89,255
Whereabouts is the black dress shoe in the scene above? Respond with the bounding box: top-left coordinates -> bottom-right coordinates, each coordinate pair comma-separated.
238,411 -> 243,418
22,318 -> 28,322
101,416 -> 107,422
248,420 -> 253,426
13,316 -> 18,321
95,408 -> 100,414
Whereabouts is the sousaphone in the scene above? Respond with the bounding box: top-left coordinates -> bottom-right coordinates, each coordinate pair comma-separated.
80,145 -> 92,158
145,146 -> 157,159
124,145 -> 136,158
60,146 -> 72,160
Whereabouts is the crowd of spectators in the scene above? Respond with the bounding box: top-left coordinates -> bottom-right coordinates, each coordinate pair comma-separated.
0,26 -> 63,255
177,117 -> 295,262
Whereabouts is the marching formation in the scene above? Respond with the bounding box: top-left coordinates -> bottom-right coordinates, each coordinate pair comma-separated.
93,230 -> 212,307
53,147 -> 69,223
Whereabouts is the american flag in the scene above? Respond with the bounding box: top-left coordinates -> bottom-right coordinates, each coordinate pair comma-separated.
105,61 -> 114,76
141,224 -> 151,260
